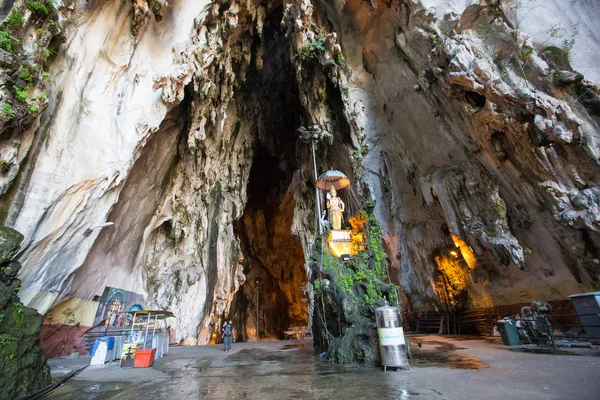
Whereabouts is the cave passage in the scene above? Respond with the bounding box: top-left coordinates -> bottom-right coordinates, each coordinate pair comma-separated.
230,6 -> 308,341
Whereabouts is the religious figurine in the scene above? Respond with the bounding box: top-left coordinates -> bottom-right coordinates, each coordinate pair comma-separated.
327,187 -> 345,230
107,298 -> 122,326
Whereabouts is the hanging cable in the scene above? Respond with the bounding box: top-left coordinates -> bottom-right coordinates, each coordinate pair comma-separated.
312,140 -> 322,236
311,139 -> 332,344
317,234 -> 334,347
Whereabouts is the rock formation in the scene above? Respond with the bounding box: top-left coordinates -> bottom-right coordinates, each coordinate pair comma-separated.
0,226 -> 50,399
0,0 -> 597,365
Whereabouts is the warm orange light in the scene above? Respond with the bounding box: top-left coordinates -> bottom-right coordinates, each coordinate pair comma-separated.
451,233 -> 476,269
348,211 -> 367,255
328,231 -> 352,257
450,250 -> 458,257
434,254 -> 468,308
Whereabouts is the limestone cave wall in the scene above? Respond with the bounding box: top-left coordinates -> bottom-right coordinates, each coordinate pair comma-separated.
341,1 -> 600,312
0,0 -> 598,352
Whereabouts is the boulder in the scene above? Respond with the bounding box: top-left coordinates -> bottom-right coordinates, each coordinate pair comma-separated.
0,226 -> 23,265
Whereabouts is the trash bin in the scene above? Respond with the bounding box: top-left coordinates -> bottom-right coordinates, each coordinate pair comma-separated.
569,292 -> 600,338
376,305 -> 409,371
134,348 -> 157,368
496,321 -> 520,346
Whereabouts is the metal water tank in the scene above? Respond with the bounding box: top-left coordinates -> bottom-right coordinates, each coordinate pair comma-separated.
376,305 -> 409,371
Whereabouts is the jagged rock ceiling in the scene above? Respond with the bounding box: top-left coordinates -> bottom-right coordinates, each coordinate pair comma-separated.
0,0 -> 598,345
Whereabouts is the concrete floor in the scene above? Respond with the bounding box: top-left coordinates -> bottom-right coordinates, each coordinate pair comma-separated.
45,335 -> 600,399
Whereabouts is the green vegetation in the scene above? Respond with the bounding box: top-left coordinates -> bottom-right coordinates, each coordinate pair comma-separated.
297,33 -> 326,62
356,144 -> 369,157
313,279 -> 321,295
2,104 -> 16,120
28,104 -> 38,114
0,333 -> 17,346
484,226 -> 497,237
318,87 -> 326,101
336,53 -> 345,66
317,205 -> 397,308
382,182 -> 392,198
14,87 -> 28,103
520,43 -> 534,62
48,19 -> 61,33
0,226 -> 51,397
38,47 -> 54,62
19,69 -> 33,83
0,1 -> 61,122
148,0 -> 162,13
0,29 -> 18,53
7,10 -> 25,27
0,160 -> 10,172
188,141 -> 198,156
26,1 -> 50,17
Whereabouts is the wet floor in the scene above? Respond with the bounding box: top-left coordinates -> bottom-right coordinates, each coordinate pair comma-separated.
45,336 -> 600,400
408,337 -> 489,370
46,341 -> 445,400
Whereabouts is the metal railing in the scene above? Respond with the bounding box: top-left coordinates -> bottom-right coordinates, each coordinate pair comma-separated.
515,313 -> 600,352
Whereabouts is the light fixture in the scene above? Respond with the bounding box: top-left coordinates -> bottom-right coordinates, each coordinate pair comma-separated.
83,222 -> 115,237
254,278 -> 262,342
450,250 -> 458,257
340,254 -> 351,262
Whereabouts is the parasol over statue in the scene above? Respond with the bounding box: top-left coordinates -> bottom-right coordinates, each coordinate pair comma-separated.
316,170 -> 350,192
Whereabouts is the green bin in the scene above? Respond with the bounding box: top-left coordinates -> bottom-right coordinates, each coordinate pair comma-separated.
496,321 -> 520,346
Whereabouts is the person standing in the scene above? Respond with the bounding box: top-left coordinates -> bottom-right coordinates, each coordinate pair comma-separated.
222,320 -> 234,352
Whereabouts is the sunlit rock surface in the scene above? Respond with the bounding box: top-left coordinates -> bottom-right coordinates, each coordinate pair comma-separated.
0,0 -> 598,351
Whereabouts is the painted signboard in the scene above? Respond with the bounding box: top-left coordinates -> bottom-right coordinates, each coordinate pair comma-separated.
93,287 -> 145,327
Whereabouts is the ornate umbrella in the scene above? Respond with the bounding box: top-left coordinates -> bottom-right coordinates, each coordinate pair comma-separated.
316,170 -> 351,191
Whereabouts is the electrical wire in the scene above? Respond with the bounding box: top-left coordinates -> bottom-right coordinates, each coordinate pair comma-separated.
22,365 -> 88,400
525,267 -> 566,298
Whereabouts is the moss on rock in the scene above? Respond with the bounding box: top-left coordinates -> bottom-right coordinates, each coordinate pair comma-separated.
312,206 -> 402,365
0,226 -> 50,399
0,226 -> 23,264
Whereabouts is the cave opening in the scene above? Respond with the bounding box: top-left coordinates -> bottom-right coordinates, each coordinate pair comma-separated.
229,5 -> 309,341
465,90 -> 486,111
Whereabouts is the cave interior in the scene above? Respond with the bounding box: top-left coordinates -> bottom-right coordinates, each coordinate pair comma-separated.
229,6 -> 309,341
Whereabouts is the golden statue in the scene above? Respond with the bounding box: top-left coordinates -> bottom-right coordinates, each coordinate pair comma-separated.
327,187 -> 345,230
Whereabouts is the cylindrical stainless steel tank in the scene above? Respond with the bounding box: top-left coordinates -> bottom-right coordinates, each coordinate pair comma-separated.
376,305 -> 409,371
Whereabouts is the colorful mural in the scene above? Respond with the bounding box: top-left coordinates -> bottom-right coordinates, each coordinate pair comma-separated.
93,287 -> 145,327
